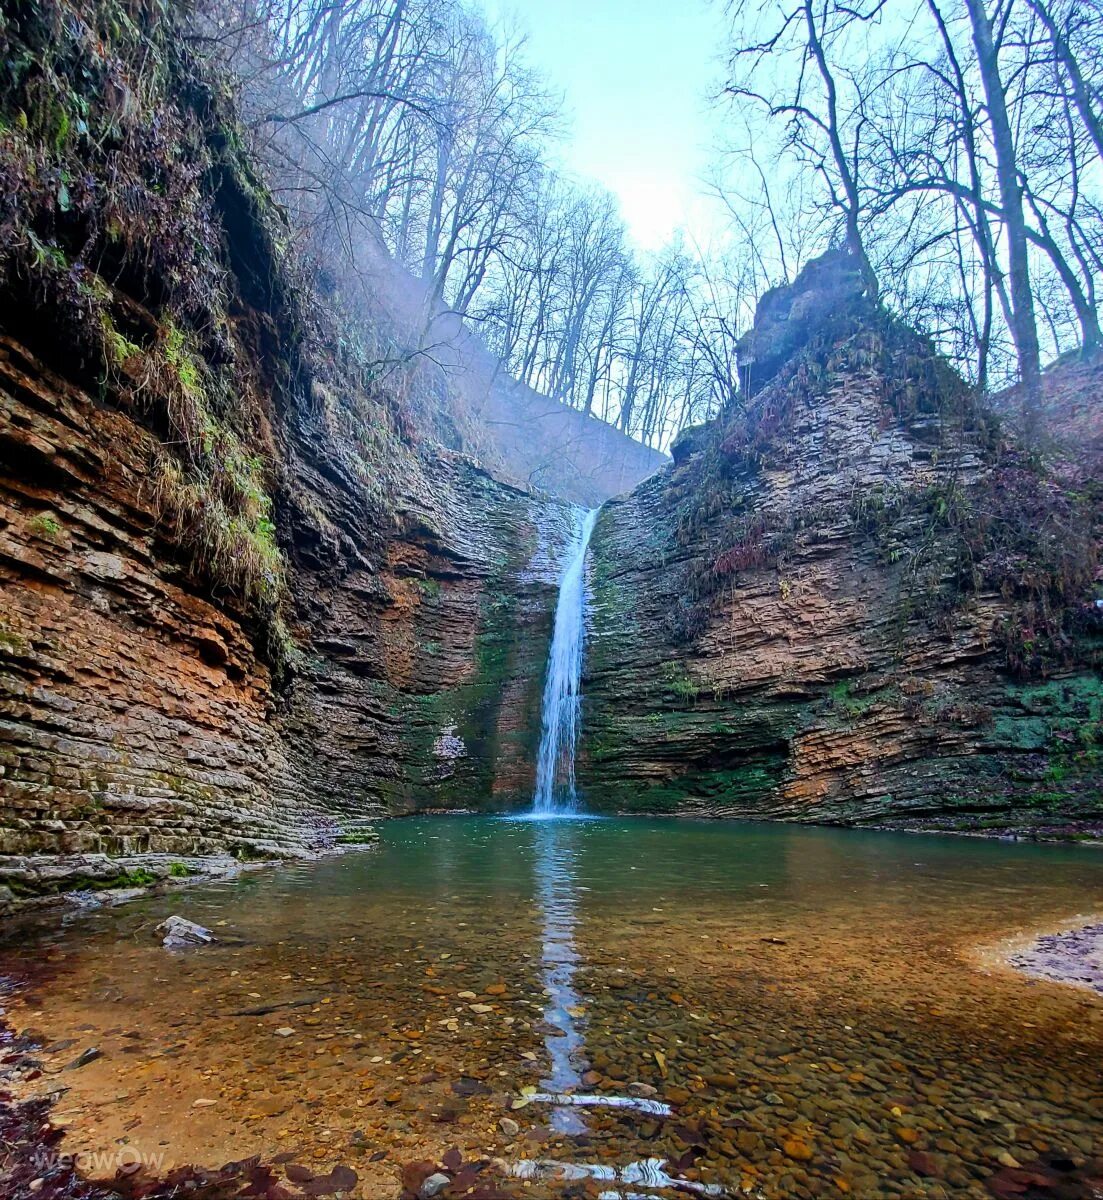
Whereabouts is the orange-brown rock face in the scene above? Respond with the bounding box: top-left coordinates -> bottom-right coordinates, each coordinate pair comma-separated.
581,259 -> 1101,834
0,0 -> 583,902
277,443 -> 574,820
0,330 -> 573,897
0,338 -> 300,861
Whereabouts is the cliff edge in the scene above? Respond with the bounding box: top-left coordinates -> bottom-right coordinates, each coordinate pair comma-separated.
582,252 -> 1102,835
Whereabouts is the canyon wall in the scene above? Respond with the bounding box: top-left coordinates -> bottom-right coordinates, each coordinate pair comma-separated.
0,0 -> 575,901
0,330 -> 573,892
581,253 -> 1102,836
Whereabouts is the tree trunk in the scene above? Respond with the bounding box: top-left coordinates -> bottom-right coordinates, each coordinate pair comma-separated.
1028,0 -> 1103,162
802,0 -> 879,299
965,0 -> 1043,432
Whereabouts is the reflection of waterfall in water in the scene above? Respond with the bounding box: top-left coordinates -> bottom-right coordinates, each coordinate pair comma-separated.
508,822 -> 724,1196
533,508 -> 599,816
531,822 -> 588,1133
528,823 -> 675,1140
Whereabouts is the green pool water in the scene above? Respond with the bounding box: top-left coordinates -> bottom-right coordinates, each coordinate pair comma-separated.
4,816 -> 1102,1198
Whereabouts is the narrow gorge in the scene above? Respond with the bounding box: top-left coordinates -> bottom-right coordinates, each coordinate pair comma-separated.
0,1 -> 1101,1198
0,0 -> 1098,909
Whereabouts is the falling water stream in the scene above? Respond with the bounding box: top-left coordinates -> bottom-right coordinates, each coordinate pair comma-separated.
522,507 -> 703,1191
532,506 -> 599,816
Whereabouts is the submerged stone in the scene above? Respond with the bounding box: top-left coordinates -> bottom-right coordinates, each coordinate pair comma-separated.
155,914 -> 216,949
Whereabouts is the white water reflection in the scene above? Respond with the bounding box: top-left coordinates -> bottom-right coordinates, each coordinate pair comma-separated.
525,1091 -> 672,1116
520,819 -> 735,1195
529,820 -> 679,1139
503,1157 -> 730,1197
532,819 -> 589,1133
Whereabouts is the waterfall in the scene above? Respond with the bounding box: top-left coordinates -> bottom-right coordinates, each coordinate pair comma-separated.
533,507 -> 599,815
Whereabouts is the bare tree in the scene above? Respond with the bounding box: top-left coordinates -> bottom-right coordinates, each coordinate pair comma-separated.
718,0 -> 1103,422
965,0 -> 1043,420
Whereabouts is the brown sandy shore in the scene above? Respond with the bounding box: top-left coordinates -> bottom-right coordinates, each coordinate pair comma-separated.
0,983 -> 523,1200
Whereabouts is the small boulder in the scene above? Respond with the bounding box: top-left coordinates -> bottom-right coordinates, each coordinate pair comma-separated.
155,915 -> 215,949
65,1046 -> 102,1071
419,1173 -> 450,1199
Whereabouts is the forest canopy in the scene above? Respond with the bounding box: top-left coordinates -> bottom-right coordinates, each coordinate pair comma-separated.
190,0 -> 1103,447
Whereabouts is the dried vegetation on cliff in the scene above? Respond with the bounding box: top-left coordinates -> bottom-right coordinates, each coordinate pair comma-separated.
670,255 -> 1099,682
0,0 -> 420,670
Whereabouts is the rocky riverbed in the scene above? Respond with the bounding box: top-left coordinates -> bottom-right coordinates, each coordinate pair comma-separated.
1,817 -> 1100,1200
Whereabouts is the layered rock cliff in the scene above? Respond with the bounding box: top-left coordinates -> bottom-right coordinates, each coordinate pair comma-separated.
581,252 -> 1102,835
1,0 -> 1099,915
0,0 -> 576,900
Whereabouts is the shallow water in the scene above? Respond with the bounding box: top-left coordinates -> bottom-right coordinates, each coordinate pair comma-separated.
4,816 -> 1103,1198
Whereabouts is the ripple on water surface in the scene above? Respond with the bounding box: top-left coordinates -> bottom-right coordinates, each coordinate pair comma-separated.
3,816 -> 1102,1199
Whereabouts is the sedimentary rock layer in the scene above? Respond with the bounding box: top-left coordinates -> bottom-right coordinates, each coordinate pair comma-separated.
581,257 -> 1102,833
0,0 -> 585,901
0,330 -> 573,888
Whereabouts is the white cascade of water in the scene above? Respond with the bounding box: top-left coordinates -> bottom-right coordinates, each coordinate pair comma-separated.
532,507 -> 599,815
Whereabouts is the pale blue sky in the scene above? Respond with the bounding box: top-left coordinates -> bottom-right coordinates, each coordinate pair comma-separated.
485,0 -> 730,250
